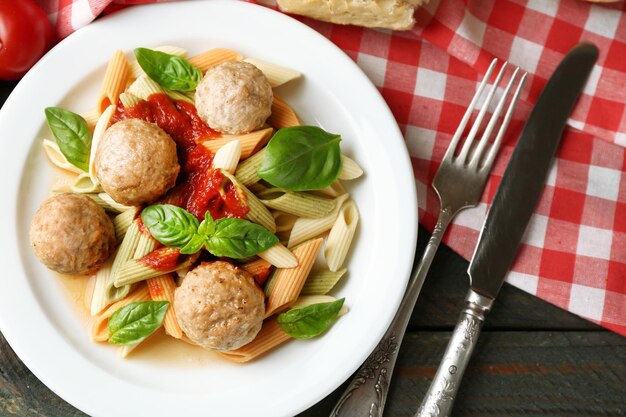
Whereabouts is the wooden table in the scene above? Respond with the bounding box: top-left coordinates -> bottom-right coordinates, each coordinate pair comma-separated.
1,80 -> 624,417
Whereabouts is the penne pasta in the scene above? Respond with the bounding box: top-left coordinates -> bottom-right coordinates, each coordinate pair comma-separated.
267,94 -> 300,129
114,248 -> 197,287
316,180 -> 347,198
119,92 -> 142,108
265,238 -> 323,317
165,88 -> 194,104
88,104 -> 116,185
127,74 -> 166,100
242,57 -> 302,88
129,45 -> 188,79
339,155 -> 364,180
202,127 -> 273,159
301,269 -> 347,295
98,50 -> 131,114
113,208 -> 137,243
219,317 -> 290,363
234,148 -> 264,187
241,258 -> 273,286
81,108 -> 100,133
91,219 -> 142,315
288,194 -> 350,248
71,172 -> 103,194
273,211 -> 298,234
147,274 -> 182,339
325,200 -> 359,272
98,192 -> 134,213
188,48 -> 242,73
90,284 -> 152,342
221,171 -> 276,233
213,140 -> 241,174
42,139 -> 83,174
258,243 -> 298,268
258,188 -> 336,218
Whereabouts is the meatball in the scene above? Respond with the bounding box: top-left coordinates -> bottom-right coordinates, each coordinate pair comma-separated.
29,193 -> 116,275
195,61 -> 273,135
94,119 -> 179,206
174,261 -> 265,351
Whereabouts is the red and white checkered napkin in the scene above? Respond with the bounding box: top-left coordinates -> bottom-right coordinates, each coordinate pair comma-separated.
38,0 -> 626,336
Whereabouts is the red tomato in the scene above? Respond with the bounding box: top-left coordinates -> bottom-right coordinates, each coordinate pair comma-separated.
0,0 -> 55,80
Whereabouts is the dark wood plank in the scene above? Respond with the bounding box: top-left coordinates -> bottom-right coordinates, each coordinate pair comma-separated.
299,331 -> 626,417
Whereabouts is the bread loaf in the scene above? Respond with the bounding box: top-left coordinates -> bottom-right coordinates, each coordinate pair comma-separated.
276,0 -> 426,31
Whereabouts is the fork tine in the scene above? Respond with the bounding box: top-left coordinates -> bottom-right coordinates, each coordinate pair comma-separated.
469,66 -> 521,169
480,71 -> 528,172
441,58 -> 498,162
457,61 -> 508,164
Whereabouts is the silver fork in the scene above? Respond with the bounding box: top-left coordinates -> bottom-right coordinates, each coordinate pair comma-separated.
330,59 -> 527,417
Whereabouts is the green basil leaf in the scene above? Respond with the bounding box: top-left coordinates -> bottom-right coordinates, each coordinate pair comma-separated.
180,233 -> 205,255
277,298 -> 345,339
141,204 -> 200,249
45,107 -> 92,172
135,48 -> 202,91
257,126 -> 342,191
108,301 -> 169,345
197,211 -> 216,237
205,218 -> 278,258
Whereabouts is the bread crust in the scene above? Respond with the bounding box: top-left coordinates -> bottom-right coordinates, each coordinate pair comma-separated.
277,0 -> 426,31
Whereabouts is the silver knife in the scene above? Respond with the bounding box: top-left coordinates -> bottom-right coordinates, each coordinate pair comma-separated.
415,42 -> 598,417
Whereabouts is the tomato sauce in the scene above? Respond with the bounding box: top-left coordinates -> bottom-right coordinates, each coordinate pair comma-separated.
140,247 -> 181,272
112,93 -> 249,221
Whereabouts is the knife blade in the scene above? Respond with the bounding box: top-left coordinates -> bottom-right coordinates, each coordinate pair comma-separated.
469,42 -> 599,299
415,42 -> 598,417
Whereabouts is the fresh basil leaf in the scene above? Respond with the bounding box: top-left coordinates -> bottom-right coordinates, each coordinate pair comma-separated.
197,211 -> 216,237
205,218 -> 278,258
180,233 -> 205,255
277,298 -> 345,339
45,107 -> 92,172
141,204 -> 199,249
135,48 -> 202,91
108,301 -> 169,345
257,126 -> 342,191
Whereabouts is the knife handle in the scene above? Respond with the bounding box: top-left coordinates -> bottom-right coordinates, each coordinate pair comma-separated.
415,289 -> 493,417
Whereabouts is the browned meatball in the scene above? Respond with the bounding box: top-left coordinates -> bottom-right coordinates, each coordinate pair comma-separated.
29,193 -> 116,275
174,261 -> 265,351
94,119 -> 179,206
195,61 -> 273,135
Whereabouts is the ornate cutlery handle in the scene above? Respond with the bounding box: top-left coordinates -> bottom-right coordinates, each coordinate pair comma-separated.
330,208 -> 454,417
415,289 -> 493,417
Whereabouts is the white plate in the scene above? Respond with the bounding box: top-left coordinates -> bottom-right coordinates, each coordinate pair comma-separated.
0,1 -> 417,416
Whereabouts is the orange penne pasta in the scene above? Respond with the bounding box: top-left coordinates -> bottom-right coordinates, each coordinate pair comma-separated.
147,274 -> 182,339
241,258 -> 273,286
202,127 -> 273,159
219,317 -> 290,363
188,48 -> 242,73
267,94 -> 300,129
98,50 -> 130,113
90,284 -> 151,342
265,238 -> 323,317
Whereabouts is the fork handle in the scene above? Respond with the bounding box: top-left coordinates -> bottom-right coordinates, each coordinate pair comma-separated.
415,289 -> 493,417
330,207 -> 454,417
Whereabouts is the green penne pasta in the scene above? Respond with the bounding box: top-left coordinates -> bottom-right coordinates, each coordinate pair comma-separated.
301,269 -> 347,295
165,88 -> 194,104
258,188 -> 336,218
222,170 -> 276,233
113,207 -> 138,243
127,74 -> 166,100
71,172 -> 103,194
235,148 -> 265,186
119,92 -> 142,108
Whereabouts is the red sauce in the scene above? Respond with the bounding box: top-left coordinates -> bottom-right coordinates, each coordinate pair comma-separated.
140,247 -> 181,272
112,93 -> 249,221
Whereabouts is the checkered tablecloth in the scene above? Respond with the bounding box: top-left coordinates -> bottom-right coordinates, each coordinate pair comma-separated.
37,0 -> 626,336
